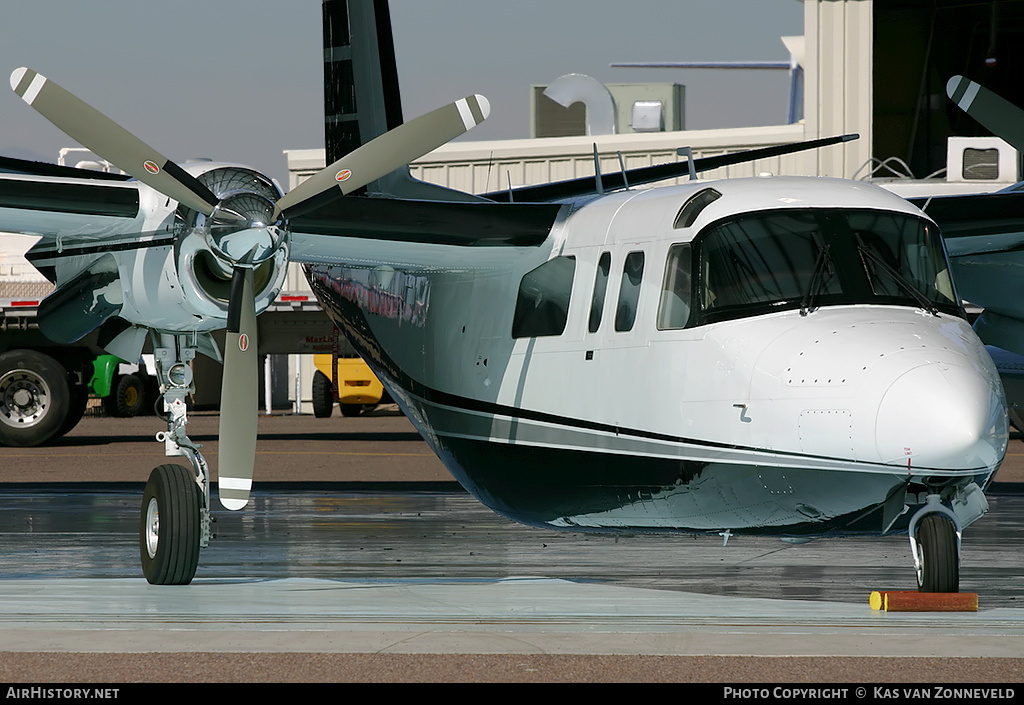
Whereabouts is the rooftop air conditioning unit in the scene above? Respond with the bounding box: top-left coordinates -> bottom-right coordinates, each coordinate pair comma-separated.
947,136 -> 1021,183
531,81 -> 684,138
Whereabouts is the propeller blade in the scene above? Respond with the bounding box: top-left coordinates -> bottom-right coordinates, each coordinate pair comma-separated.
217,264 -> 258,510
10,67 -> 220,215
947,75 -> 1024,155
274,94 -> 490,217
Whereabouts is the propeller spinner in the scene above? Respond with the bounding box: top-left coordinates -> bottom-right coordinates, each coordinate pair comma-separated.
10,66 -> 490,509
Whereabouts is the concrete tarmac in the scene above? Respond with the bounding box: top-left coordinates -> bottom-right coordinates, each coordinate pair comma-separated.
1,409 -> 1023,682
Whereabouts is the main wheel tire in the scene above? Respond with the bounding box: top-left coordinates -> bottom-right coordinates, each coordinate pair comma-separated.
0,350 -> 70,447
57,383 -> 89,438
113,373 -> 146,417
144,376 -> 160,416
917,514 -> 959,593
140,464 -> 201,585
311,370 -> 334,418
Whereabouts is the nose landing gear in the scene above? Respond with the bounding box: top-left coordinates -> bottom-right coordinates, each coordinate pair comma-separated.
908,494 -> 963,593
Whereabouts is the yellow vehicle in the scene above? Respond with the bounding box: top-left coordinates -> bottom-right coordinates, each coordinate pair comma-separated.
311,354 -> 390,417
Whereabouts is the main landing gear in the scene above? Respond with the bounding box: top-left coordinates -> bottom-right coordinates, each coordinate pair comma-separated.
139,335 -> 211,585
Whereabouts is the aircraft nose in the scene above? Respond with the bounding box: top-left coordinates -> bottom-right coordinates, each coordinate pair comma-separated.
875,362 -> 1007,471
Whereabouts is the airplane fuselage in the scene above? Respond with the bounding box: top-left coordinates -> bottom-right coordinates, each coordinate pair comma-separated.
307,176 -> 1008,538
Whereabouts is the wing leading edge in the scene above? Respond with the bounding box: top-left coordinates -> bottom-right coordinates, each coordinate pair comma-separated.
287,196 -> 562,264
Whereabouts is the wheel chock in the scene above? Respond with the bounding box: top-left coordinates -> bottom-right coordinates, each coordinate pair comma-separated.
869,591 -> 978,612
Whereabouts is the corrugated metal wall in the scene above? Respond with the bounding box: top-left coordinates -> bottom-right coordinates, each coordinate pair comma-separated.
803,0 -> 874,179
288,123 -> 826,196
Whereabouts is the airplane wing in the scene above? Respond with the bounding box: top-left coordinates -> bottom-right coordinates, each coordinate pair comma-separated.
0,154 -> 131,181
0,172 -> 169,346
481,134 -> 858,203
287,196 -> 561,264
910,190 -> 1024,355
908,77 -> 1024,356
0,173 -> 142,239
0,171 -> 153,292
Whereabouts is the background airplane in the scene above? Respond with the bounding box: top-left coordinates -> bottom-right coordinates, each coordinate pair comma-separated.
904,76 -> 1024,361
0,0 -> 1007,596
893,75 -> 1024,430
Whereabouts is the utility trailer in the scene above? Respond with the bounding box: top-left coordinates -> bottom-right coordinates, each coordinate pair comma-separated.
0,292 -> 343,447
0,296 -> 107,446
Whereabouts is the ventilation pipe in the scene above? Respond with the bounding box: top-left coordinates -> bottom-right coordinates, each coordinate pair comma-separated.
543,74 -> 617,136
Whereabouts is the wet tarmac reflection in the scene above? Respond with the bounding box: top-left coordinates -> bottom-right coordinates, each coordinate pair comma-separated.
1,485 -> 1022,607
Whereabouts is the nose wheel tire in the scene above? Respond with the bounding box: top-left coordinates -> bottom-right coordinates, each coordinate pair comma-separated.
140,464 -> 201,585
916,514 -> 959,593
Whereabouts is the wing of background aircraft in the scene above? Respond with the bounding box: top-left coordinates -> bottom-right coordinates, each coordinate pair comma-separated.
903,76 -> 1024,356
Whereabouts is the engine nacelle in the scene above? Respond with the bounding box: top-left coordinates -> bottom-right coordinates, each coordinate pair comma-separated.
118,164 -> 289,334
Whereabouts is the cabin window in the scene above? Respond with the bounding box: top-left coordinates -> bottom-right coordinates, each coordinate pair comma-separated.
693,209 -> 962,326
847,212 -> 957,305
615,251 -> 645,332
674,188 -> 722,229
588,251 -> 611,333
512,256 -> 576,338
658,244 -> 693,329
700,212 -> 835,312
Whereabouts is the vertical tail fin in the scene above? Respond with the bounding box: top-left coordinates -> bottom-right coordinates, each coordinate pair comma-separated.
322,0 -> 484,201
323,0 -> 403,163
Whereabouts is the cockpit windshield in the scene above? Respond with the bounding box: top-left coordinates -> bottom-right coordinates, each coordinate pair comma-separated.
691,209 -> 960,326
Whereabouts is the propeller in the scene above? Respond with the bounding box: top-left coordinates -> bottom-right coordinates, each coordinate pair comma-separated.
10,67 -> 222,217
946,75 -> 1024,155
217,259 -> 258,510
10,66 -> 490,510
273,94 -> 490,217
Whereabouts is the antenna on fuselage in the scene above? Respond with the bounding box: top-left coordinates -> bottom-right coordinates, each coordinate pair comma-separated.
677,147 -> 699,181
592,143 -> 604,195
506,171 -> 514,203
617,151 -> 630,190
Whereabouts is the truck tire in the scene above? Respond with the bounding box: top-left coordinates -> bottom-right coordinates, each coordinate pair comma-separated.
0,350 -> 71,447
311,370 -> 334,418
57,383 -> 89,438
340,402 -> 362,417
113,373 -> 146,417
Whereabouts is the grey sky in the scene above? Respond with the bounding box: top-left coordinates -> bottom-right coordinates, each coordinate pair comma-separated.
0,0 -> 802,186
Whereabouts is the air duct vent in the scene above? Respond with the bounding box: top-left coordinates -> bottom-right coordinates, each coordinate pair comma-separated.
962,148 -> 999,180
947,137 -> 1020,182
